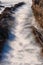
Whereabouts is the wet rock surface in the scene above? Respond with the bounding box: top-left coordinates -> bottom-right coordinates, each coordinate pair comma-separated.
0,8 -> 10,60
32,0 -> 43,28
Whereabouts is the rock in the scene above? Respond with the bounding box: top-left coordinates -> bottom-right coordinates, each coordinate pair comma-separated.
0,7 -> 11,60
32,0 -> 43,28
0,17 -> 9,60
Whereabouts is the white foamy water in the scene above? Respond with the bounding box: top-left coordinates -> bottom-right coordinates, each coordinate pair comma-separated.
0,0 -> 43,65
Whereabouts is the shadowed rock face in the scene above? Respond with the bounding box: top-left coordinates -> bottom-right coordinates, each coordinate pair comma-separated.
0,10 -> 10,59
0,20 -> 9,53
0,8 -> 11,59
0,7 -> 11,59
32,0 -> 43,28
34,0 -> 40,5
0,2 -> 25,60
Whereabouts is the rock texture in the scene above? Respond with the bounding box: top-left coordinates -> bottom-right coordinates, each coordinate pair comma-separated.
0,8 -> 10,60
32,0 -> 43,28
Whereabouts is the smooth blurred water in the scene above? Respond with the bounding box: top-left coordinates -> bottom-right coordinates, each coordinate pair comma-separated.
0,0 -> 43,65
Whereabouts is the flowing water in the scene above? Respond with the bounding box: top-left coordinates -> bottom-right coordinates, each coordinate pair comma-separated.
0,0 -> 43,65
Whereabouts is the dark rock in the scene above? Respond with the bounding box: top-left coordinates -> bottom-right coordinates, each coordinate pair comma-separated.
0,18 -> 9,59
34,0 -> 40,5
